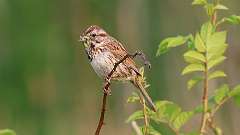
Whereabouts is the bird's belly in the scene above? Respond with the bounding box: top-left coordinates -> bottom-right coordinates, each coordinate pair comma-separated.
90,52 -> 115,78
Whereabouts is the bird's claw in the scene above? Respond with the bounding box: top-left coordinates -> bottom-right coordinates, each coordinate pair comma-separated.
103,78 -> 111,95
103,87 -> 111,95
105,78 -> 110,83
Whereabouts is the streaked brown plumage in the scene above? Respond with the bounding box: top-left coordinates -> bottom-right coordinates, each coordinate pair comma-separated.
79,25 -> 156,112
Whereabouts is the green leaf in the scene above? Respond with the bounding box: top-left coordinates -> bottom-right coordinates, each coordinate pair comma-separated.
173,111 -> 194,130
233,95 -> 240,107
187,77 -> 203,90
207,31 -> 227,60
126,111 -> 144,122
149,101 -> 195,131
148,126 -> 162,135
214,4 -> 228,10
182,64 -> 205,75
167,36 -> 188,47
207,44 -> 227,61
193,105 -> 203,114
200,22 -> 213,42
225,15 -> 240,25
195,33 -> 206,52
204,4 -> 215,16
208,56 -> 226,70
207,31 -> 227,48
187,34 -> 195,49
214,84 -> 229,104
208,70 -> 226,80
127,92 -> 140,103
0,129 -> 16,135
192,0 -> 207,5
156,36 -> 188,56
228,85 -> 240,97
152,101 -> 181,123
183,50 -> 206,63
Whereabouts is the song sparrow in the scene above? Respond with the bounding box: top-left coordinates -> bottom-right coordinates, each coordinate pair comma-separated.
79,25 -> 156,112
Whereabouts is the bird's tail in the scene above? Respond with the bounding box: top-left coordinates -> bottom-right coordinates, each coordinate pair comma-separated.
133,76 -> 157,112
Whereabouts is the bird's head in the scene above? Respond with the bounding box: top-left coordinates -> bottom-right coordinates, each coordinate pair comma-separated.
79,25 -> 108,48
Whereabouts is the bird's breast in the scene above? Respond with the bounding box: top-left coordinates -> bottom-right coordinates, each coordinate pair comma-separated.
90,51 -> 115,78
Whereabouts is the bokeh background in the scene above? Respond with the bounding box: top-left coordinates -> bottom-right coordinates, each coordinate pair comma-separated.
0,0 -> 240,135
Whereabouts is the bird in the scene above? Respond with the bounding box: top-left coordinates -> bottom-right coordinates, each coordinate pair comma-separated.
79,25 -> 156,112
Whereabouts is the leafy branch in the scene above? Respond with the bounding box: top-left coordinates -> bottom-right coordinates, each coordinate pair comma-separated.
128,0 -> 240,135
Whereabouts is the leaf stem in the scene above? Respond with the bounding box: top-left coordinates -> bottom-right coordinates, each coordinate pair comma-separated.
211,96 -> 230,116
211,11 -> 217,26
200,1 -> 219,134
200,61 -> 209,135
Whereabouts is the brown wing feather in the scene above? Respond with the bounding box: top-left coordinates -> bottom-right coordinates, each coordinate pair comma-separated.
105,37 -> 140,77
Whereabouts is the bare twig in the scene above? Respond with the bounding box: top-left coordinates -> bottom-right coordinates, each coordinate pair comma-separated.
139,94 -> 149,135
95,51 -> 143,135
131,121 -> 143,135
95,93 -> 108,135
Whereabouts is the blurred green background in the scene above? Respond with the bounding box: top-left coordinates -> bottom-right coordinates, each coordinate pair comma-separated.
0,0 -> 240,135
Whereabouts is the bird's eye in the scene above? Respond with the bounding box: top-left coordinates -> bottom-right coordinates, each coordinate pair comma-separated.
91,33 -> 96,37
90,43 -> 95,48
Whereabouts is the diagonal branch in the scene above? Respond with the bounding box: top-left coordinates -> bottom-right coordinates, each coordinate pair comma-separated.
95,51 -> 144,135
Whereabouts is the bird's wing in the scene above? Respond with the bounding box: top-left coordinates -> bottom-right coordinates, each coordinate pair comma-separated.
105,37 -> 140,76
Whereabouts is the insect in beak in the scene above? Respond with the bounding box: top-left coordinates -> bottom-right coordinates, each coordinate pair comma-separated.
79,36 -> 89,48
79,35 -> 89,42
79,36 -> 84,42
